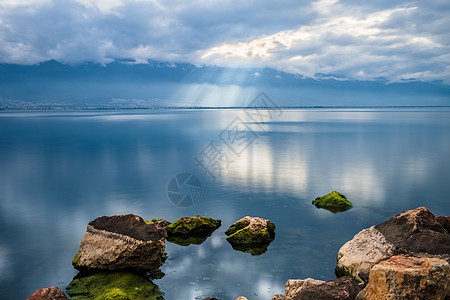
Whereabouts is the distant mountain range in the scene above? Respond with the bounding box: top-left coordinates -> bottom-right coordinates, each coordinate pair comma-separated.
1,59 -> 449,108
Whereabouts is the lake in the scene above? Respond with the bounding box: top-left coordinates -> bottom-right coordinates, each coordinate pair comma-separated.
1,108 -> 450,299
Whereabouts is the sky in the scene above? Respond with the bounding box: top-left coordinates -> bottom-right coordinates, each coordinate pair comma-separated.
0,0 -> 450,84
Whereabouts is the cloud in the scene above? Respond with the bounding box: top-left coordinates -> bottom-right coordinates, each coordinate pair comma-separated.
0,0 -> 449,82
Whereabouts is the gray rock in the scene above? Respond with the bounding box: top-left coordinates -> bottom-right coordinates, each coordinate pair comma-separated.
72,214 -> 166,271
336,226 -> 395,283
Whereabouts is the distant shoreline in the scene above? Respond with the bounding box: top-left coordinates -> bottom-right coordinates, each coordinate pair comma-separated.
1,105 -> 450,112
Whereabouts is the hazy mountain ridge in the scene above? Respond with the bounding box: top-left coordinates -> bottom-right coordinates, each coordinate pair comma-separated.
1,60 -> 450,108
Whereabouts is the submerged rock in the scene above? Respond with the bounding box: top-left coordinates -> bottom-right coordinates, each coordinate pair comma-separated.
26,286 -> 69,300
312,191 -> 353,213
273,277 -> 361,300
72,214 -> 166,272
225,216 -> 275,255
166,215 -> 221,246
66,271 -> 164,300
335,226 -> 396,283
356,255 -> 450,300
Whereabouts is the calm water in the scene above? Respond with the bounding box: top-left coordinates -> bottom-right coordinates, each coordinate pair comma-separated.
1,108 -> 450,300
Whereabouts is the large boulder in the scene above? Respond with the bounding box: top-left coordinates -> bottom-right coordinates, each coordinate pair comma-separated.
336,207 -> 450,284
167,215 -> 221,246
335,226 -> 396,283
356,255 -> 450,300
72,214 -> 166,271
312,191 -> 353,213
225,216 -> 275,255
375,207 -> 450,259
26,287 -> 69,300
66,271 -> 163,300
272,277 -> 361,300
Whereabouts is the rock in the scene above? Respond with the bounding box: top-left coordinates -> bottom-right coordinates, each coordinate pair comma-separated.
336,226 -> 396,283
286,278 -> 326,297
283,277 -> 361,300
437,216 -> 450,232
167,215 -> 221,246
273,277 -> 360,300
312,191 -> 353,213
375,207 -> 450,260
26,287 -> 69,300
66,271 -> 163,300
235,297 -> 248,300
356,255 -> 450,300
148,219 -> 171,231
336,207 -> 450,284
72,214 -> 166,271
225,216 -> 275,255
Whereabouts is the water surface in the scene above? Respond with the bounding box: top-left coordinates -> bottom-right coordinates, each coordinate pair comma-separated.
0,108 -> 449,299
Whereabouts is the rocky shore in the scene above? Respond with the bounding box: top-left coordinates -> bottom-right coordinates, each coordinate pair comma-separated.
27,207 -> 449,300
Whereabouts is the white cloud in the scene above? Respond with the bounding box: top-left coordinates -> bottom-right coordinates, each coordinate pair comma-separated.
0,0 -> 449,82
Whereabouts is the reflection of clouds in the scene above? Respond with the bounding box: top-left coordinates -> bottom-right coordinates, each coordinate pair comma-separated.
0,246 -> 11,279
1,109 -> 450,298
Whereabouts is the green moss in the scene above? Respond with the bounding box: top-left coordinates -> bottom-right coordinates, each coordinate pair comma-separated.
66,272 -> 164,300
225,219 -> 276,256
165,216 -> 221,246
149,219 -> 168,225
224,219 -> 250,236
312,191 -> 353,213
335,265 -> 362,283
72,253 -> 81,268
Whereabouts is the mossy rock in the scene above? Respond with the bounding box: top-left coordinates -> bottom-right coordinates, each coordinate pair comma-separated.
66,271 -> 164,300
168,216 -> 221,235
312,191 -> 353,213
225,216 -> 275,255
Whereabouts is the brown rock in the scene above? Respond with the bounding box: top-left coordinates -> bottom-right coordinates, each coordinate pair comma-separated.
72,214 -> 166,271
437,216 -> 450,232
375,207 -> 450,258
357,255 -> 450,300
26,287 -> 69,300
292,276 -> 361,300
286,278 -> 326,297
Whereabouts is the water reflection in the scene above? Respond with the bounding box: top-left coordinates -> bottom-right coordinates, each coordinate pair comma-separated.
0,109 -> 450,299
